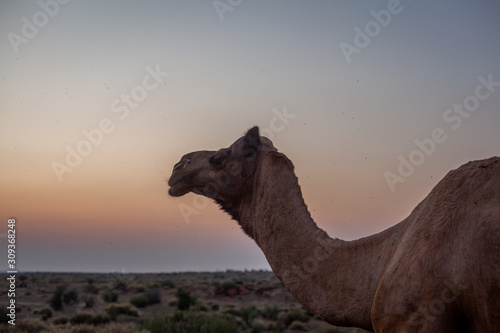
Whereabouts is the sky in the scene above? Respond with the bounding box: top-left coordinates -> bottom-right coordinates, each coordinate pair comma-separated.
0,0 -> 499,273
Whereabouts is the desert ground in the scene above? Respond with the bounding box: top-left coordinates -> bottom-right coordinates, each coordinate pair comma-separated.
0,270 -> 369,333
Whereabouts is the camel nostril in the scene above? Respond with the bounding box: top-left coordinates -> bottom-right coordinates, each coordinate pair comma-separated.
174,159 -> 190,171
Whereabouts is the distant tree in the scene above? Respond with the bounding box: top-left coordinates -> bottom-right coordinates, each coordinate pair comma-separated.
0,309 -> 10,324
63,289 -> 78,305
85,296 -> 96,308
161,280 -> 176,289
49,285 -> 66,311
113,278 -> 127,291
145,289 -> 162,305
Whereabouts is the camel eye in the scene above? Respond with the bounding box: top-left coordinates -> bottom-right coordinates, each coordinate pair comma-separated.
210,156 -> 221,167
210,149 -> 230,168
243,148 -> 256,159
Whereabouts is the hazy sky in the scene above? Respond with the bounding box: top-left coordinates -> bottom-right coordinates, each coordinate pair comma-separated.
1,0 -> 499,272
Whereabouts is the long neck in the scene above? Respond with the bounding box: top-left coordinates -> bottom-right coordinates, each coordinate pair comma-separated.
238,152 -> 407,330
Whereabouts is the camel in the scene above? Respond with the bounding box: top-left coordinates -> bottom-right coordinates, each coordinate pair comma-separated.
167,126 -> 500,332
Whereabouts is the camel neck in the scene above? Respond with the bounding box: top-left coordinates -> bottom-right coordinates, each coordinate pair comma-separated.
238,152 -> 406,330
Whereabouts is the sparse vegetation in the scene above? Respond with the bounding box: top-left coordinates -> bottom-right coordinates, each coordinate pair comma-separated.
0,271 -> 369,333
142,311 -> 239,333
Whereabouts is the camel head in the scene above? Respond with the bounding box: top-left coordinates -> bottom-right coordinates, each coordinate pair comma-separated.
168,126 -> 276,217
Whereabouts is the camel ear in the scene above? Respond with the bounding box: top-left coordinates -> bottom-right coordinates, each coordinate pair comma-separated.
244,126 -> 260,152
241,126 -> 261,178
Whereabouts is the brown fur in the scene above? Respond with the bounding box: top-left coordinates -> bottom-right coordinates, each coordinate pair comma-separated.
168,127 -> 500,332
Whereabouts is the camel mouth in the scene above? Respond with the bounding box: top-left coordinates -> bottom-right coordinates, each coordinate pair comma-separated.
168,180 -> 191,197
167,174 -> 192,197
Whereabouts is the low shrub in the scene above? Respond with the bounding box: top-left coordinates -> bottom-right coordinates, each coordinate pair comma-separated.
162,280 -> 176,289
145,289 -> 162,305
128,289 -> 161,308
194,302 -> 208,312
134,285 -> 146,293
88,314 -> 111,325
83,283 -> 99,294
239,306 -> 258,324
148,282 -> 160,289
63,289 -> 78,305
113,279 -> 127,291
288,308 -> 308,323
106,303 -> 139,320
289,320 -> 307,331
130,295 -> 150,308
220,281 -> 236,291
69,313 -> 93,325
69,312 -> 111,325
33,307 -> 52,321
52,316 -> 69,325
102,290 -> 118,303
176,288 -> 196,311
261,305 -> 281,320
85,296 -> 95,308
11,319 -> 47,332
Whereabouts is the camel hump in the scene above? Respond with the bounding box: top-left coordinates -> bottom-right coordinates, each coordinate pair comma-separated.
442,156 -> 500,197
419,156 -> 500,221
408,157 -> 500,243
394,156 -> 500,277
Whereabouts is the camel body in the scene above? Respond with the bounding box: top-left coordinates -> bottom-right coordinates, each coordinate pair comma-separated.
168,127 -> 500,332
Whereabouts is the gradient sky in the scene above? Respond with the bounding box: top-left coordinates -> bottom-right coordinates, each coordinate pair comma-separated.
1,0 -> 499,272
